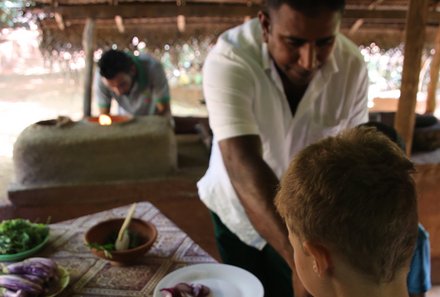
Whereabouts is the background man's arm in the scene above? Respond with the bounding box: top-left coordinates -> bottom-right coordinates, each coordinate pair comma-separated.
155,102 -> 171,117
151,59 -> 171,117
99,106 -> 110,115
94,71 -> 112,115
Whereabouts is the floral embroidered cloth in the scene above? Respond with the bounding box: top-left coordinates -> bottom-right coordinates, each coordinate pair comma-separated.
41,202 -> 216,296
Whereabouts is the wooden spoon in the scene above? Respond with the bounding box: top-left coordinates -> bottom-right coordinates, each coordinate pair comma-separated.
115,203 -> 137,251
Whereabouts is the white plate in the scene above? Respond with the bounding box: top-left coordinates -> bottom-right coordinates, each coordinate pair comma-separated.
153,263 -> 264,297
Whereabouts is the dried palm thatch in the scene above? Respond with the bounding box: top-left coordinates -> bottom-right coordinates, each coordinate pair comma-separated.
27,0 -> 440,52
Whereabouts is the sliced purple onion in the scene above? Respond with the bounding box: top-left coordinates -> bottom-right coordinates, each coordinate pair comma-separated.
160,282 -> 210,297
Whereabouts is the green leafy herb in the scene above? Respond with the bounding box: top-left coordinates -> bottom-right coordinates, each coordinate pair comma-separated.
86,230 -> 143,258
0,219 -> 49,254
86,242 -> 115,258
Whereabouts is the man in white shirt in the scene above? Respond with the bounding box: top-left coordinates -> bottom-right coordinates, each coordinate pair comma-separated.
197,0 -> 369,296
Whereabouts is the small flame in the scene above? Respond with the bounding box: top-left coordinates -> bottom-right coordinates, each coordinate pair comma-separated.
99,114 -> 112,126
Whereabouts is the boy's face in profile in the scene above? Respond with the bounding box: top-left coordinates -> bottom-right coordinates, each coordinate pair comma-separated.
289,231 -> 330,297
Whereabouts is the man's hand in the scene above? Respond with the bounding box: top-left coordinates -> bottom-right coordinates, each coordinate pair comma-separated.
155,102 -> 171,116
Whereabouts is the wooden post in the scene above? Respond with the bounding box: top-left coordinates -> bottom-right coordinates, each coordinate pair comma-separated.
82,18 -> 95,117
426,26 -> 440,114
394,0 -> 429,156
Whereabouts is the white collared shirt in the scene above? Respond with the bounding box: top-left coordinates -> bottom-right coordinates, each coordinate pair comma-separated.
198,18 -> 369,249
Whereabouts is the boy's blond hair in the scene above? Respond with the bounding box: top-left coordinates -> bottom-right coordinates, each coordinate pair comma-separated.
275,127 -> 418,283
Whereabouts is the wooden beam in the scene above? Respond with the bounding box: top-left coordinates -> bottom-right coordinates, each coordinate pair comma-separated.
30,5 -> 440,25
54,12 -> 65,30
28,4 -> 440,24
115,15 -> 125,33
82,18 -> 95,118
426,26 -> 440,114
348,0 -> 384,35
177,15 -> 186,32
348,19 -> 364,35
344,8 -> 439,24
32,3 -> 260,19
394,0 -> 429,156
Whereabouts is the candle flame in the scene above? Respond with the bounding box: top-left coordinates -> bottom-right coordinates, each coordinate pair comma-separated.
99,114 -> 112,126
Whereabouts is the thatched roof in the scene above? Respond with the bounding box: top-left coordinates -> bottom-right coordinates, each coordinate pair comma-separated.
28,0 -> 440,52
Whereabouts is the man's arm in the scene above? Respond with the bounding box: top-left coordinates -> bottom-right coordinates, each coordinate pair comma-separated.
155,102 -> 171,117
219,135 -> 293,265
220,135 -> 311,297
94,71 -> 112,115
151,59 -> 171,117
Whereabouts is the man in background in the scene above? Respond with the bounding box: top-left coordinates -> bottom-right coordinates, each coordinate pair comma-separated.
94,49 -> 171,117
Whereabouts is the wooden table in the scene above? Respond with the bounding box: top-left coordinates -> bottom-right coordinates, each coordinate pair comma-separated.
39,202 -> 216,296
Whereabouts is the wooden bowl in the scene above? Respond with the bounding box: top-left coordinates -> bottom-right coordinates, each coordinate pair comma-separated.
84,218 -> 157,264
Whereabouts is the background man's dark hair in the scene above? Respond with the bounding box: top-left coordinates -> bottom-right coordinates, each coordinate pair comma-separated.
358,121 -> 406,152
264,0 -> 345,12
98,49 -> 134,79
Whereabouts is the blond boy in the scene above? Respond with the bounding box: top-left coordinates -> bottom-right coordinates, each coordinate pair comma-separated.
275,127 -> 418,297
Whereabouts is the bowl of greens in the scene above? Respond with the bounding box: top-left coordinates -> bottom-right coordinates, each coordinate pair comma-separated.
84,218 -> 157,264
0,219 -> 50,262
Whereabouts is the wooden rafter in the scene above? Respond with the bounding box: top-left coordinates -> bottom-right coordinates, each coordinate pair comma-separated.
28,5 -> 440,24
54,12 -> 65,30
115,15 -> 125,33
30,3 -> 260,19
348,0 -> 384,35
177,15 -> 186,32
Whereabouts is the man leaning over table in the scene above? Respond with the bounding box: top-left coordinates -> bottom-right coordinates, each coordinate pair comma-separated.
94,49 -> 171,118
197,0 -> 369,296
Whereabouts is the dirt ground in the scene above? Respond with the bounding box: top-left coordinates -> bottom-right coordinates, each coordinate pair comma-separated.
0,71 -> 207,205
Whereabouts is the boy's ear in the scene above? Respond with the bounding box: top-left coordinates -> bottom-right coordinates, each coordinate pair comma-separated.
303,241 -> 333,277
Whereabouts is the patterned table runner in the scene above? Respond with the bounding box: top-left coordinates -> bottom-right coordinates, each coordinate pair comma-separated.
39,202 -> 216,296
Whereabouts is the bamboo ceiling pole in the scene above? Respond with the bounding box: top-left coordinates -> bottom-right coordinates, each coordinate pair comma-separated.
82,18 -> 96,117
426,26 -> 440,115
394,0 -> 429,156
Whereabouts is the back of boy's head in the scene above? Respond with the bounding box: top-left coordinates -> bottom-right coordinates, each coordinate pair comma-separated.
98,49 -> 133,79
357,121 -> 406,152
276,127 -> 418,283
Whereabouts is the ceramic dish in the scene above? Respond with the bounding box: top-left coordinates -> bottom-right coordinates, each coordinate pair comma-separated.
0,233 -> 50,262
46,265 -> 70,297
154,263 -> 264,297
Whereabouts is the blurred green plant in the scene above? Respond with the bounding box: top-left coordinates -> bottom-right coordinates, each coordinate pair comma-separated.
0,0 -> 34,28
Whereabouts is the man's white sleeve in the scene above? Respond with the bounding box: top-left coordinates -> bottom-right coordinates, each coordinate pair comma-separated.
346,61 -> 370,127
203,52 -> 259,141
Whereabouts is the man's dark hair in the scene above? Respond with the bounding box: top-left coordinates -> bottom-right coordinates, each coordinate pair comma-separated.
98,49 -> 134,79
265,0 -> 345,12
